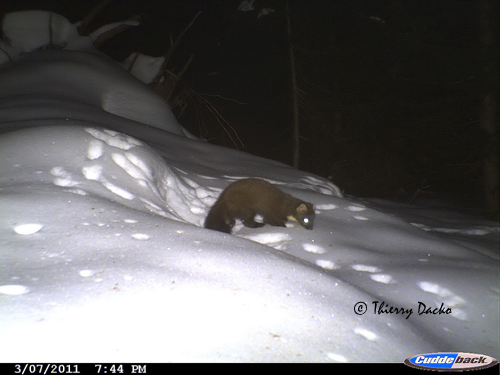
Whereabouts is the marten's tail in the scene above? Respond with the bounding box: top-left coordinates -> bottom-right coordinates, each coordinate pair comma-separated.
204,203 -> 233,233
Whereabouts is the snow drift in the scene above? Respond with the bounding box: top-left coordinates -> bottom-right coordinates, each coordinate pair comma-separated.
0,11 -> 498,363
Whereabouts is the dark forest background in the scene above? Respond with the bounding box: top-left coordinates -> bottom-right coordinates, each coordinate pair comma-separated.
1,0 -> 498,218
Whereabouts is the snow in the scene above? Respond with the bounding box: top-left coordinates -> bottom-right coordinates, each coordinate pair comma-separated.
0,11 -> 498,363
119,54 -> 166,84
0,11 -> 93,53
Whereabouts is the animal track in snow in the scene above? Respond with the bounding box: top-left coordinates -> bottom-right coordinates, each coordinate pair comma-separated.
0,285 -> 30,295
354,327 -> 378,341
370,274 -> 395,284
83,128 -> 209,225
87,139 -> 104,160
14,223 -> 43,235
410,222 -> 496,236
353,215 -> 369,221
351,264 -> 394,284
84,128 -> 143,150
132,233 -> 150,241
79,270 -> 95,277
345,205 -> 366,212
315,259 -> 338,270
341,205 -> 370,221
299,175 -> 343,196
302,243 -> 326,254
111,153 -> 154,181
45,127 -> 211,227
242,232 -> 291,251
51,166 -> 80,187
351,264 -> 381,273
417,281 -> 467,321
315,203 -> 338,210
327,352 -> 348,362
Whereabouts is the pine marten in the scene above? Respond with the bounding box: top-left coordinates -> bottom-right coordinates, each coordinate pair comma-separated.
204,178 -> 315,234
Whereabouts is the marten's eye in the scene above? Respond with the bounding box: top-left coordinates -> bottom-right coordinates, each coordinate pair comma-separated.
303,218 -> 309,224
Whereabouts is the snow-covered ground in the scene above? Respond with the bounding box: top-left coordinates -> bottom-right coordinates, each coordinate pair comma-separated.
0,11 -> 498,363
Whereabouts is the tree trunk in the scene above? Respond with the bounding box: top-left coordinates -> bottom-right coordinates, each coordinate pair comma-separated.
286,0 -> 300,169
479,0 -> 499,219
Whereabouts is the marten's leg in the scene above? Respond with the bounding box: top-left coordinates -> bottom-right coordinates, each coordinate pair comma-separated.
263,215 -> 287,227
240,210 -> 265,228
243,220 -> 265,228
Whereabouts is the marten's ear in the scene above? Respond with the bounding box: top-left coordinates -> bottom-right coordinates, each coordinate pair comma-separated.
297,203 -> 308,213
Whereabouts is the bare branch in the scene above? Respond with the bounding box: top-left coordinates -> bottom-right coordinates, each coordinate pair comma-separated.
126,52 -> 140,73
0,46 -> 13,61
92,15 -> 141,48
164,54 -> 194,103
152,11 -> 201,85
165,11 -> 201,66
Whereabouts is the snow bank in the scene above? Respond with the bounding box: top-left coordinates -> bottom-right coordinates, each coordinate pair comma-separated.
0,11 -> 498,363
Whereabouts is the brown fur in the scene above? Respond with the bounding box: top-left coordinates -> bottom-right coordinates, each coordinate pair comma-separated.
204,178 -> 315,234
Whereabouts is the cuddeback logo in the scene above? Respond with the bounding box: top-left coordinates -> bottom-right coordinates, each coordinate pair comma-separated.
404,352 -> 498,371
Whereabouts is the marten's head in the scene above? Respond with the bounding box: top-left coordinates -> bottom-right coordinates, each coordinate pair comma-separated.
289,202 -> 315,230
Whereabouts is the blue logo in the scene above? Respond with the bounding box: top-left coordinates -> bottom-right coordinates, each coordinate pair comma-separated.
404,352 -> 498,371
